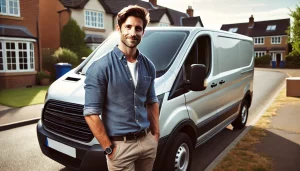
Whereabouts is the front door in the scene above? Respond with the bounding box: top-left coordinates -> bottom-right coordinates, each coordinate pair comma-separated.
276,53 -> 281,67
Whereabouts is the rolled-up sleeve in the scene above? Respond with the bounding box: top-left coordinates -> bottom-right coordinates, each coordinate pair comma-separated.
83,61 -> 107,116
146,64 -> 158,104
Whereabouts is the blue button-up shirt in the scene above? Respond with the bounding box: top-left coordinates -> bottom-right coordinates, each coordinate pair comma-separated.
84,46 -> 158,136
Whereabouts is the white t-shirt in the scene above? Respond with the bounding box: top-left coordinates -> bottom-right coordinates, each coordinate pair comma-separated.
127,60 -> 138,87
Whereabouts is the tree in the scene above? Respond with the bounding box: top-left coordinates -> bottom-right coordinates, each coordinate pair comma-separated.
60,19 -> 92,60
287,4 -> 300,56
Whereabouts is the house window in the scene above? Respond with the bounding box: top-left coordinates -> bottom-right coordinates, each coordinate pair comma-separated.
0,0 -> 20,16
0,41 -> 35,72
254,37 -> 264,45
228,28 -> 238,32
255,51 -> 266,58
271,36 -> 281,44
266,25 -> 276,31
85,10 -> 104,29
159,23 -> 169,27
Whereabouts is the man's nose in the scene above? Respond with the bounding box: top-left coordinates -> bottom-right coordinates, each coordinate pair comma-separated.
129,28 -> 137,36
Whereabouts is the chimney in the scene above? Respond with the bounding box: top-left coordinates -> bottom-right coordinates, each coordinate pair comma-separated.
249,15 -> 254,28
187,6 -> 193,17
149,0 -> 157,6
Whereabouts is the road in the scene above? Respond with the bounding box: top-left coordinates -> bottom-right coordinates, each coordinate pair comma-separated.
0,69 -> 287,171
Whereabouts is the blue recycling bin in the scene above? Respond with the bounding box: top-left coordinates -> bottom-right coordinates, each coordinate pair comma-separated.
271,61 -> 277,68
280,61 -> 286,68
55,63 -> 72,79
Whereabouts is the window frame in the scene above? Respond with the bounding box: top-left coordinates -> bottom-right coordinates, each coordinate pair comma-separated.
228,28 -> 238,33
254,51 -> 266,58
84,10 -> 104,29
0,40 -> 35,72
266,25 -> 276,31
271,36 -> 281,44
0,0 -> 20,17
253,37 -> 264,45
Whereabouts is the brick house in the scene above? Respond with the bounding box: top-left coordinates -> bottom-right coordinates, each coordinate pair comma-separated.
56,0 -> 204,50
0,0 -> 41,89
220,15 -> 290,68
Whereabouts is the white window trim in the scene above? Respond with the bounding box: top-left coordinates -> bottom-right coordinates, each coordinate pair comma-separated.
266,25 -> 276,31
84,10 -> 104,29
271,36 -> 282,44
254,51 -> 266,58
253,37 -> 264,45
159,23 -> 170,27
229,28 -> 238,32
0,40 -> 35,73
0,0 -> 21,17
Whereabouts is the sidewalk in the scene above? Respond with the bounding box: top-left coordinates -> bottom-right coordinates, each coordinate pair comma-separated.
0,104 -> 43,131
254,68 -> 300,171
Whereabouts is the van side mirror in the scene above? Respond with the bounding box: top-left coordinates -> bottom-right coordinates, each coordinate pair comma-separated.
190,64 -> 207,91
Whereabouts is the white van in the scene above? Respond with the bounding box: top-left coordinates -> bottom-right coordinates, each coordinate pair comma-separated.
37,27 -> 254,171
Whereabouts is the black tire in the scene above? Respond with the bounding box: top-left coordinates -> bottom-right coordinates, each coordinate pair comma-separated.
232,100 -> 249,129
163,132 -> 193,171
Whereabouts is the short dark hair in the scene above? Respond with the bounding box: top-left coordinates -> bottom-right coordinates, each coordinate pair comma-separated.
117,5 -> 150,31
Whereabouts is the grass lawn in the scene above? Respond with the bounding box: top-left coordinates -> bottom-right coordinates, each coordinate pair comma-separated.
0,86 -> 49,107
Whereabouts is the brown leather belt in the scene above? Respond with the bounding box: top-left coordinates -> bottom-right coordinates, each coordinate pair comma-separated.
110,127 -> 151,141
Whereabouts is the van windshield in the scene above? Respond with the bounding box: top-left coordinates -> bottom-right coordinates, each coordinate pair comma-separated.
81,30 -> 189,77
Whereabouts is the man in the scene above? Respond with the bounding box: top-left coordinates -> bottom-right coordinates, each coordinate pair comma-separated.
83,5 -> 160,171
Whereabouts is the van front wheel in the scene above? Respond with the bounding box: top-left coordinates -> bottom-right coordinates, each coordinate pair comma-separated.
232,100 -> 249,129
164,132 -> 193,171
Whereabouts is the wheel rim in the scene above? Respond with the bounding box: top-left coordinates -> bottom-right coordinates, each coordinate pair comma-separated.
175,143 -> 189,171
241,104 -> 248,124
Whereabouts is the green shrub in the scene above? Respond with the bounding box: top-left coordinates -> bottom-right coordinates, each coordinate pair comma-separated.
255,54 -> 272,64
60,19 -> 86,53
53,48 -> 78,67
77,46 -> 93,59
37,70 -> 51,81
42,48 -> 57,81
285,54 -> 300,67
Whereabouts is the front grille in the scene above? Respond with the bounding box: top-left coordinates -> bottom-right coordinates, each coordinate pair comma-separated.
43,100 -> 93,142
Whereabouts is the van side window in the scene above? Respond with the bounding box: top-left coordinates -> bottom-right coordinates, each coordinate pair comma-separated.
184,35 -> 211,81
169,35 -> 212,100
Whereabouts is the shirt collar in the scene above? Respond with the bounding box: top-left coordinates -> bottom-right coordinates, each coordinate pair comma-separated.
113,45 -> 141,61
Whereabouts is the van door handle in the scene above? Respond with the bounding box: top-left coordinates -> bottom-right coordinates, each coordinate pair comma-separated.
219,80 -> 225,84
211,83 -> 217,88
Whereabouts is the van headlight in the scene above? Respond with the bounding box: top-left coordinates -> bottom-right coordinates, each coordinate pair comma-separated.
157,94 -> 165,111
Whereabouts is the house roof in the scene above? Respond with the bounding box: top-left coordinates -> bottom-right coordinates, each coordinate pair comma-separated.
220,18 -> 290,37
0,25 -> 36,39
182,16 -> 203,27
59,0 -> 89,9
85,34 -> 105,43
148,8 -> 167,22
60,0 -> 203,27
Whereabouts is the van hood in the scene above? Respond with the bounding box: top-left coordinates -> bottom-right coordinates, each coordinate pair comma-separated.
47,70 -> 174,105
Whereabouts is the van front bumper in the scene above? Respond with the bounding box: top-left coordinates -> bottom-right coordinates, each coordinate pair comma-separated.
37,120 -> 169,171
36,120 -> 108,171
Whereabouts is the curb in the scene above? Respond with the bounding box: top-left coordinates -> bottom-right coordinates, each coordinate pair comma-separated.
0,117 -> 40,131
204,72 -> 288,171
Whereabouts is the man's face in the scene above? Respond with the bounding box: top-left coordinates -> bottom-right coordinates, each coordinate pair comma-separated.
118,16 -> 144,49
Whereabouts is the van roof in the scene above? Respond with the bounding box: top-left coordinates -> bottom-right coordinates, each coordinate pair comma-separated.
145,27 -> 253,41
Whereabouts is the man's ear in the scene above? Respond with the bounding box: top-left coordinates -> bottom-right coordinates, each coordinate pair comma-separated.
116,24 -> 120,32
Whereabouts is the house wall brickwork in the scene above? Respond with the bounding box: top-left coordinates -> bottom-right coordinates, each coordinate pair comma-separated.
39,0 -> 65,49
0,0 -> 40,89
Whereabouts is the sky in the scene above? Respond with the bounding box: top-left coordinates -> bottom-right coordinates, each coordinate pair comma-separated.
155,0 -> 299,30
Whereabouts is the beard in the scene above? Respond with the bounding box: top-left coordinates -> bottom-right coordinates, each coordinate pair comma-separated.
121,34 -> 141,49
